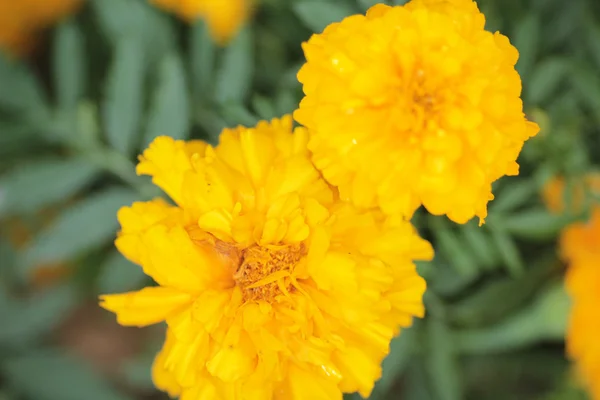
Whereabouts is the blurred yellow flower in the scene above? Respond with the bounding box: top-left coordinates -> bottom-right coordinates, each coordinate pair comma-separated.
295,0 -> 539,224
100,116 -> 433,399
150,0 -> 251,44
0,0 -> 82,56
561,206 -> 600,400
542,173 -> 600,214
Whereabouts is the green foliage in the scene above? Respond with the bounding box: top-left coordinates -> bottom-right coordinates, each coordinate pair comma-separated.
0,0 -> 599,399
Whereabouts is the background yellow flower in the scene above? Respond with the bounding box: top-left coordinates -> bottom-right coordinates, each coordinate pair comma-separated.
0,0 -> 82,56
150,0 -> 251,44
101,116 -> 433,399
295,0 -> 538,224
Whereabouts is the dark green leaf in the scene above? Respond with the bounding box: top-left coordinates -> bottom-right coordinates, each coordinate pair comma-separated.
371,327 -> 416,398
144,53 -> 190,146
0,285 -> 77,348
0,54 -> 47,115
488,227 -> 524,277
293,1 -> 356,33
490,178 -> 537,213
513,14 -> 541,80
460,223 -> 498,270
98,250 -> 146,294
426,319 -> 463,400
455,282 -> 569,355
22,187 -> 138,273
570,64 -> 600,126
527,58 -> 569,105
431,218 -> 479,277
53,20 -> 86,112
103,36 -> 145,154
190,20 -> 216,103
251,95 -> 278,120
221,104 -> 259,127
496,208 -> 573,241
0,159 -> 101,217
215,27 -> 254,105
1,352 -> 130,400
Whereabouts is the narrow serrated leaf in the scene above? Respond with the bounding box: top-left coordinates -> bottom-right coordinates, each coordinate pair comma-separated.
144,53 -> 190,146
103,36 -> 145,154
513,14 -> 541,80
0,285 -> 77,348
98,251 -> 147,294
215,27 -> 254,104
22,187 -> 138,273
527,58 -> 569,105
190,20 -> 216,103
489,227 -> 524,277
1,352 -> 130,400
293,1 -> 356,33
0,159 -> 101,217
53,20 -> 85,112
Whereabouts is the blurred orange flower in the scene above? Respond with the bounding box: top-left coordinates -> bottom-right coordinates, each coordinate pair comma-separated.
0,0 -> 83,56
295,0 -> 538,224
542,173 -> 600,214
561,206 -> 600,400
150,0 -> 251,44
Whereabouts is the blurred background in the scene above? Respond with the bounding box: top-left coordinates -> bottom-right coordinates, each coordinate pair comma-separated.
1,0 -> 599,399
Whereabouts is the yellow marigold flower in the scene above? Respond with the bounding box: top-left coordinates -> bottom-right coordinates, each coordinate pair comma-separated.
542,173 -> 600,214
561,206 -> 600,400
149,0 -> 251,44
0,0 -> 82,56
295,0 -> 539,224
100,116 -> 433,399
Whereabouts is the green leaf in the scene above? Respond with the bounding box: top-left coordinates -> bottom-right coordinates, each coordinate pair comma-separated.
460,223 -> 498,270
371,327 -> 416,398
215,27 -> 254,105
98,251 -> 147,294
570,63 -> 600,126
513,14 -> 541,80
190,20 -> 216,103
585,22 -> 600,70
431,218 -> 479,277
455,282 -> 569,355
0,159 -> 101,217
92,0 -> 175,62
103,36 -> 145,155
490,178 -> 537,213
22,187 -> 138,274
1,352 -> 130,400
496,208 -> 573,241
488,227 -> 524,277
144,53 -> 190,146
0,54 -> 47,115
0,285 -> 77,348
293,1 -> 357,33
251,95 -> 278,120
53,20 -> 86,112
221,104 -> 259,127
527,58 -> 569,105
426,319 -> 463,400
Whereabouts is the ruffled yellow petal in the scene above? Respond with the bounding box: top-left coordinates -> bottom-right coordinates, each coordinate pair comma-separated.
100,287 -> 193,327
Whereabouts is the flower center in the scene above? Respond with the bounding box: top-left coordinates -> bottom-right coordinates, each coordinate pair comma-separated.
233,243 -> 307,302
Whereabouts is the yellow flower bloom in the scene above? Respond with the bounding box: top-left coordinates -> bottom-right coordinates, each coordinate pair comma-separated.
295,0 -> 539,224
561,206 -> 600,400
0,0 -> 82,56
150,0 -> 251,44
100,116 -> 433,399
542,173 -> 600,214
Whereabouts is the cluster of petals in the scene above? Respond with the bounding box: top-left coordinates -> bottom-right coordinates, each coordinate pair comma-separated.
101,116 -> 433,399
0,0 -> 82,56
295,0 -> 539,224
150,0 -> 250,44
